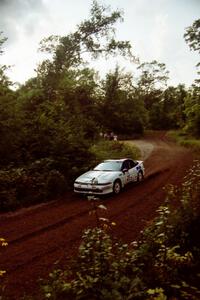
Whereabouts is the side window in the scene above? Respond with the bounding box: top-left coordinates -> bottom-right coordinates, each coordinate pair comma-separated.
129,160 -> 138,168
122,160 -> 129,170
129,160 -> 135,169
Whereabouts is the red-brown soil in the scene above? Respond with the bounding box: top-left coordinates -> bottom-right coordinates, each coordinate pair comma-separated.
0,132 -> 195,299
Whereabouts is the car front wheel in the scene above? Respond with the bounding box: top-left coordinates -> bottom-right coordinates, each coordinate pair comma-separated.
113,180 -> 121,194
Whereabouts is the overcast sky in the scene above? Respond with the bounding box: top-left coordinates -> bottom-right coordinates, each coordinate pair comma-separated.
0,0 -> 199,86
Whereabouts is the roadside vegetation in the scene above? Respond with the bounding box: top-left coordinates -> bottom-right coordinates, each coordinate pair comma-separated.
0,238 -> 8,297
38,161 -> 200,300
0,0 -> 199,212
0,140 -> 139,212
90,140 -> 141,163
168,131 -> 200,153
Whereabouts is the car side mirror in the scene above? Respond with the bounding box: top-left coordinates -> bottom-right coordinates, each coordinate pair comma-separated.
122,168 -> 128,173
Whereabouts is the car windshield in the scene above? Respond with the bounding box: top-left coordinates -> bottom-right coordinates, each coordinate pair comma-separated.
94,161 -> 122,171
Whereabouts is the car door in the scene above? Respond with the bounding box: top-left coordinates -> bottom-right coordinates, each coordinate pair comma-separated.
128,159 -> 138,182
121,160 -> 132,185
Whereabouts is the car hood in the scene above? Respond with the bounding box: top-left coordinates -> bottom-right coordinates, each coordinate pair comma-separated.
75,170 -> 120,184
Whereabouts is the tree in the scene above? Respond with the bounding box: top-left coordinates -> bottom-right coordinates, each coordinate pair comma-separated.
37,0 -> 135,97
149,85 -> 187,130
0,33 -> 20,166
137,60 -> 169,109
184,84 -> 200,137
184,19 -> 200,136
39,1 -> 134,64
184,19 -> 200,84
184,19 -> 200,53
99,66 -> 147,135
137,60 -> 169,94
136,60 -> 169,129
34,0 -> 137,139
0,32 -> 11,93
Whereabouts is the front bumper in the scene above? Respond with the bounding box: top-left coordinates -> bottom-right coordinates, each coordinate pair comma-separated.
74,182 -> 113,195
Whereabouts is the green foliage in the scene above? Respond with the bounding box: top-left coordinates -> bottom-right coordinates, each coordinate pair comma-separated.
42,227 -> 145,300
180,139 -> 200,151
0,4 -> 200,214
0,32 -> 11,89
0,237 -> 8,297
0,33 -> 19,166
136,60 -> 170,130
135,161 -> 200,299
184,19 -> 200,85
184,84 -> 200,137
99,66 -> 148,134
0,159 -> 68,211
0,90 -> 22,166
150,85 -> 187,130
90,139 -> 140,163
184,19 -> 200,54
40,161 -> 200,300
137,60 -> 169,95
0,139 -> 139,211
168,130 -> 200,153
37,0 -> 134,97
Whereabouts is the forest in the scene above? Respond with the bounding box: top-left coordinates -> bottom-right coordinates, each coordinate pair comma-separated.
0,1 -> 199,211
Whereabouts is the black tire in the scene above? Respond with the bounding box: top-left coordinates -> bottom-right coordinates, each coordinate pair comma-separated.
137,171 -> 144,182
113,180 -> 121,195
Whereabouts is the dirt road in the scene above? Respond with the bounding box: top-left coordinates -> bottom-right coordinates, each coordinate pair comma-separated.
0,132 -> 194,299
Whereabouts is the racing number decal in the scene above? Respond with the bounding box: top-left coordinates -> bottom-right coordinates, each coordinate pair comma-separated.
127,172 -> 131,182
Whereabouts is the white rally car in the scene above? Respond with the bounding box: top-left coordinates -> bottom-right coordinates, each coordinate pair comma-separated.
74,158 -> 145,195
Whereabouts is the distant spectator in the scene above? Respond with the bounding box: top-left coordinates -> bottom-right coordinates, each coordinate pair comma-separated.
110,132 -> 114,140
103,132 -> 109,139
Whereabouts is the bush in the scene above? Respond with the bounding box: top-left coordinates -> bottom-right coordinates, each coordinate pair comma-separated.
0,159 -> 68,211
90,140 -> 140,164
40,161 -> 200,300
42,227 -> 145,300
0,237 -> 8,297
167,130 -> 200,153
0,140 -> 140,212
46,170 -> 67,198
134,160 -> 200,299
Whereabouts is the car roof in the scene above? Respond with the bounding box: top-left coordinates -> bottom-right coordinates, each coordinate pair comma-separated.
103,158 -> 131,162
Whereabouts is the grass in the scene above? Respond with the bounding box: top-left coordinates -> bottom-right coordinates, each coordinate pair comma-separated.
167,130 -> 200,153
90,139 -> 141,164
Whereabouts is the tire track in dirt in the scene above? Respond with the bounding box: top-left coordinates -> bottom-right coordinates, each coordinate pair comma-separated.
0,139 -> 155,247
2,208 -> 91,246
0,132 -> 195,299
